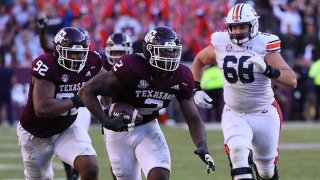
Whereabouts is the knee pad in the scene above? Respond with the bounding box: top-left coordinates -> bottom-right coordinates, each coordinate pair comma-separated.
229,147 -> 253,168
227,147 -> 254,179
254,165 -> 279,180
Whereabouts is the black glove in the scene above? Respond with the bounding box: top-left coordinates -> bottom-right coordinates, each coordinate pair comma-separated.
100,115 -> 131,132
194,141 -> 215,174
70,95 -> 85,108
263,65 -> 280,78
193,81 -> 201,95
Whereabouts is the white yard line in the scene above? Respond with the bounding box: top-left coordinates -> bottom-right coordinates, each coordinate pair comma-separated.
175,122 -> 320,130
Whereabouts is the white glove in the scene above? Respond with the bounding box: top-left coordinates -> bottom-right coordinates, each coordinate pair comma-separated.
194,90 -> 213,109
246,50 -> 266,73
205,154 -> 215,174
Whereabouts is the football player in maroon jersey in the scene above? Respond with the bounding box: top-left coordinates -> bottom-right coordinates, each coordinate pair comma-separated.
37,17 -> 82,180
79,26 -> 215,180
17,27 -> 103,180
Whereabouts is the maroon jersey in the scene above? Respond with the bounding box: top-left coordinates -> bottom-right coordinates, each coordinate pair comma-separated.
20,51 -> 103,137
102,54 -> 112,71
112,54 -> 194,122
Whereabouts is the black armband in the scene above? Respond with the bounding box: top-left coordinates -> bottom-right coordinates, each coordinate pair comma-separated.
193,81 -> 202,95
197,141 -> 208,149
71,95 -> 84,108
263,65 -> 280,78
197,141 -> 209,154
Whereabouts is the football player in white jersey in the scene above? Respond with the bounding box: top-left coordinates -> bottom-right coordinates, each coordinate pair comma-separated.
192,3 -> 297,180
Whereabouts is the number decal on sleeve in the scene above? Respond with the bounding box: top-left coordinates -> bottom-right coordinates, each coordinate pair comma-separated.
223,55 -> 254,83
113,60 -> 123,72
138,98 -> 164,115
93,51 -> 101,58
56,93 -> 78,116
33,60 -> 49,76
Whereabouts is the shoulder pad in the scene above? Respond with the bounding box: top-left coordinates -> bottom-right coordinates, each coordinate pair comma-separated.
258,32 -> 281,53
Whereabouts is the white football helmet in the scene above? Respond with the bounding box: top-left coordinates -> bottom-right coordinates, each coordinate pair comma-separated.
105,33 -> 133,65
225,3 -> 260,45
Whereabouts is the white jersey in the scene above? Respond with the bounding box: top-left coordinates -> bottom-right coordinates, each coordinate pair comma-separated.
211,31 -> 281,112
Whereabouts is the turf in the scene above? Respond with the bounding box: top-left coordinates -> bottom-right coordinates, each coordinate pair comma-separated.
0,122 -> 319,180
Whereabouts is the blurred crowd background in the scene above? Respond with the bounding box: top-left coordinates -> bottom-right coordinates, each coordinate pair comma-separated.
1,0 -> 320,126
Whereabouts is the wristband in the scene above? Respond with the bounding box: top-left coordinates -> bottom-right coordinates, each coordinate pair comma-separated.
193,81 -> 202,95
263,65 -> 280,78
197,141 -> 208,149
71,95 -> 84,108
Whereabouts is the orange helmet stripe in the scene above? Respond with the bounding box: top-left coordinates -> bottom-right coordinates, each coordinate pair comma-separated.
233,3 -> 244,21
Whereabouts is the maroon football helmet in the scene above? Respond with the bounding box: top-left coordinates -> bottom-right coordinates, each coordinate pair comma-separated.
53,27 -> 89,72
143,26 -> 182,72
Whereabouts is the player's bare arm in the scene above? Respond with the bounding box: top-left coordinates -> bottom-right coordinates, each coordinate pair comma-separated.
265,53 -> 297,89
192,45 -> 217,109
32,77 -> 75,118
178,98 -> 206,144
178,97 -> 215,173
79,71 -> 128,131
79,72 -> 113,120
192,45 -> 217,81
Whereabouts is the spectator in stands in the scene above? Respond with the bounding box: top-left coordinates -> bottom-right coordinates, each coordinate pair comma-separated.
14,29 -> 41,67
272,1 -> 302,37
0,55 -> 16,126
292,23 -> 319,120
308,57 -> 320,121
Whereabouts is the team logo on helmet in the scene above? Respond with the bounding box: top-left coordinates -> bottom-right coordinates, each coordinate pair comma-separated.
144,29 -> 157,43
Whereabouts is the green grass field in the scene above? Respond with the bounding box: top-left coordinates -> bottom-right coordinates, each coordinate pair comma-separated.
1,122 -> 319,180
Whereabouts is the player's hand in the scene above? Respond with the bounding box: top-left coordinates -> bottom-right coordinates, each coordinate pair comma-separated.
194,141 -> 215,174
37,16 -> 48,29
246,50 -> 266,73
71,95 -> 85,108
194,90 -> 213,109
100,114 -> 134,132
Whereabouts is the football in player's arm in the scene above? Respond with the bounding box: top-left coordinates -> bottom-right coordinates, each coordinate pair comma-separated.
79,26 -> 215,180
17,27 -> 103,180
192,3 -> 296,180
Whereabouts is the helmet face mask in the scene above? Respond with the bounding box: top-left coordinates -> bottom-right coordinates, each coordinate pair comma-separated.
54,27 -> 89,72
105,33 -> 133,65
143,26 -> 182,72
147,42 -> 182,71
225,3 -> 260,45
56,45 -> 88,72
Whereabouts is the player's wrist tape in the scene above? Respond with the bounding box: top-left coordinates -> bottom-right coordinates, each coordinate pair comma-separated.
71,95 -> 84,108
193,81 -> 202,95
263,65 -> 280,78
197,141 -> 208,150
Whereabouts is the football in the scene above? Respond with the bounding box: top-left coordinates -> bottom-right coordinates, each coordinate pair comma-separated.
104,103 -> 143,125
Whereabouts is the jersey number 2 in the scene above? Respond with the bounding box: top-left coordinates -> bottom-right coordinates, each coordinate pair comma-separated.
223,55 -> 254,83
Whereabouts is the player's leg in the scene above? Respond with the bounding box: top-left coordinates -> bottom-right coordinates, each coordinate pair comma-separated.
17,122 -> 54,179
103,127 -> 141,180
62,107 -> 92,180
74,107 -> 91,131
221,106 -> 255,180
136,120 -> 171,180
54,123 -> 98,180
250,103 -> 281,180
63,162 -> 79,180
